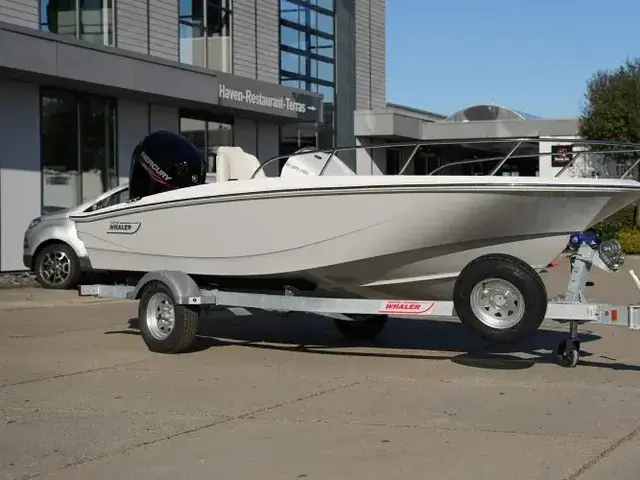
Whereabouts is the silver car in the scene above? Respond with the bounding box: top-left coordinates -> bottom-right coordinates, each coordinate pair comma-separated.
23,184 -> 130,289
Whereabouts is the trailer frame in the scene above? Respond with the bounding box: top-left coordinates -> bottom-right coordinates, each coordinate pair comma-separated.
78,241 -> 640,368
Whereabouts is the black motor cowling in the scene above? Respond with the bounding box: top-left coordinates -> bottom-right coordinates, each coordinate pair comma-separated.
129,130 -> 207,201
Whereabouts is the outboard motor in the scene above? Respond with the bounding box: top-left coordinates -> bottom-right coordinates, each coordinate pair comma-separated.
129,130 -> 207,201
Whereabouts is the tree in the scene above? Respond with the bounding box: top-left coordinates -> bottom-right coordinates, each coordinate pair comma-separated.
579,58 -> 640,227
579,58 -> 640,143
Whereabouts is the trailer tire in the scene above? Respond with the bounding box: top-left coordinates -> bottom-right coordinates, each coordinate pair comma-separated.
453,254 -> 547,344
334,314 -> 388,341
138,281 -> 200,354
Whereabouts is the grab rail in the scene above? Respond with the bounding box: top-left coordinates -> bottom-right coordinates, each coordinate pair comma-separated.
249,137 -> 640,180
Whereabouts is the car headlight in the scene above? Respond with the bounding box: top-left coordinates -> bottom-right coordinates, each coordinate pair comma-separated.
599,239 -> 625,271
26,218 -> 41,231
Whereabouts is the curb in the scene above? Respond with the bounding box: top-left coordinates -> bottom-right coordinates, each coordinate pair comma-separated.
0,283 -> 41,291
0,282 -> 41,290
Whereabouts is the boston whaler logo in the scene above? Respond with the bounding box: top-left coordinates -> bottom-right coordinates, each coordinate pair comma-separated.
379,301 -> 434,315
140,151 -> 172,185
107,221 -> 141,234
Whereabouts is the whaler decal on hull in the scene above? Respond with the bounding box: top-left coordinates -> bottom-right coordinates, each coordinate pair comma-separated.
379,301 -> 435,315
107,221 -> 141,234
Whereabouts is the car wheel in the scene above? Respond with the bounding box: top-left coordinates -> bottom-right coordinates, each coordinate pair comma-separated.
34,243 -> 82,290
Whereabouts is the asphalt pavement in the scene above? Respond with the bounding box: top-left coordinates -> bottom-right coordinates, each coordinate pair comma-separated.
1,256 -> 640,479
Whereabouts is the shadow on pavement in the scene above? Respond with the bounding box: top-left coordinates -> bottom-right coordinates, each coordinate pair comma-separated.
100,307 -> 640,371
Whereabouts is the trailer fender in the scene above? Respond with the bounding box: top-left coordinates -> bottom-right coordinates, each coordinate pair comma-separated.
133,270 -> 202,305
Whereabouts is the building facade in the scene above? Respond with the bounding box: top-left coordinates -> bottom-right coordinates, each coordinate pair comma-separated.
0,0 -> 387,271
354,103 -> 584,177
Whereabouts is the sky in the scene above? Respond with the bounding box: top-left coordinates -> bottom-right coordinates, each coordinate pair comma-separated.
385,0 -> 640,119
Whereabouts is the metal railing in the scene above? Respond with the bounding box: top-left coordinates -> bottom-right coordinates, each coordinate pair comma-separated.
250,137 -> 640,181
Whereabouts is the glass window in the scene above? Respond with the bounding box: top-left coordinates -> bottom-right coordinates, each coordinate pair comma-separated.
309,34 -> 333,59
280,1 -> 333,35
180,115 -> 233,173
387,149 -> 401,175
180,0 -> 233,72
279,124 -> 318,168
280,25 -> 306,50
279,0 -> 336,135
40,0 -> 114,46
41,88 -> 117,214
310,59 -> 334,83
41,90 -> 79,214
310,10 -> 333,35
281,51 -> 306,75
281,79 -> 303,89
310,0 -> 333,10
280,0 -> 302,23
206,0 -> 231,36
310,83 -> 334,103
207,121 -> 233,172
78,96 -> 117,203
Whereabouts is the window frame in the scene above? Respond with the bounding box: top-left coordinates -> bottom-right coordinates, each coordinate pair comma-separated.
278,1 -> 336,103
278,0 -> 337,152
178,0 -> 233,69
179,109 -> 235,174
39,86 -> 119,214
38,0 -> 117,47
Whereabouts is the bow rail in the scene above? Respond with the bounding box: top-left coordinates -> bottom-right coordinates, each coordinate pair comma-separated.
249,137 -> 640,180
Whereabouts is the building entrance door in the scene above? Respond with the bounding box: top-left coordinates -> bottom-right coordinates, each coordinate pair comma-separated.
280,124 -> 318,153
278,123 -> 318,171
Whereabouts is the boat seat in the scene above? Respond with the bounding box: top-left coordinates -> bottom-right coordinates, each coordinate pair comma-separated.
215,146 -> 266,182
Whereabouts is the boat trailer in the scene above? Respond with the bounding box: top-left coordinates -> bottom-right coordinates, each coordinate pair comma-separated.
78,239 -> 640,368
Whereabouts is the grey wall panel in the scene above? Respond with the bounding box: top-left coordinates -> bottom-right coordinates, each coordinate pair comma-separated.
257,122 -> 279,175
234,118 -> 257,154
335,0 -> 356,166
232,0 -> 258,79
368,0 -> 386,109
354,0 -> 386,110
355,137 -> 385,175
354,0 -> 370,110
149,0 -> 178,61
116,0 -> 149,55
255,0 -> 279,83
257,122 -> 278,160
117,99 -> 150,184
0,23 -> 321,122
0,78 -> 40,271
0,0 -> 38,28
149,104 -> 179,132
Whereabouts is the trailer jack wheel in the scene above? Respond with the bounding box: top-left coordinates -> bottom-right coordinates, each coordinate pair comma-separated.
334,314 -> 388,341
556,338 -> 581,368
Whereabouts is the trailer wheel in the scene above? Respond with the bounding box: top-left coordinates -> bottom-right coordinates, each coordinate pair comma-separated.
334,314 -> 388,341
138,281 -> 200,354
453,254 -> 547,344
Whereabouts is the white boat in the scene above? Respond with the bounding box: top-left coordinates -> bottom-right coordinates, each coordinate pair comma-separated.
70,132 -> 640,305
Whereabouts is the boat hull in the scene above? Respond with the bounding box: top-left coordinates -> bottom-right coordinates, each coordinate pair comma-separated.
72,177 -> 640,301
